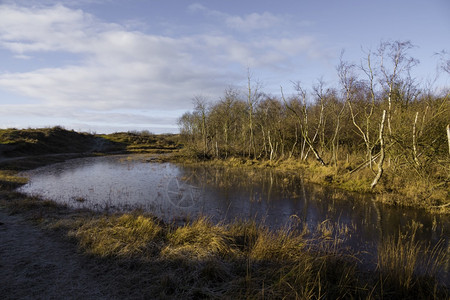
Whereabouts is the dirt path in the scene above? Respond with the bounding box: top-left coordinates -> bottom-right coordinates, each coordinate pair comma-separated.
0,210 -> 113,299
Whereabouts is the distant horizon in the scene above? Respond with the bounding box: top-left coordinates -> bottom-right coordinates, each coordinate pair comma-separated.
0,125 -> 180,135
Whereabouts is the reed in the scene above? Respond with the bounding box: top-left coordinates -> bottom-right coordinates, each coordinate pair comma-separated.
376,222 -> 449,298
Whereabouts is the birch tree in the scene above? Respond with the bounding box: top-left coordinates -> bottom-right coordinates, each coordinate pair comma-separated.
281,84 -> 326,165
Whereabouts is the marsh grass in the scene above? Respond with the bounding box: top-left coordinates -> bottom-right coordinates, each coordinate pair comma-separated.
70,213 -> 164,258
162,217 -> 236,260
54,211 -> 446,299
376,223 -> 449,297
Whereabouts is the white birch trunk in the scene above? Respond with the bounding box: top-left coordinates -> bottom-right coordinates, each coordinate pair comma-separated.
371,110 -> 386,189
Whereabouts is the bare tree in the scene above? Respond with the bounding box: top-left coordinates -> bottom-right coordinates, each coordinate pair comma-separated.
435,50 -> 450,75
378,40 -> 419,135
312,78 -> 327,155
281,85 -> 326,165
447,124 -> 450,156
360,49 -> 378,168
216,87 -> 240,158
338,52 -> 375,168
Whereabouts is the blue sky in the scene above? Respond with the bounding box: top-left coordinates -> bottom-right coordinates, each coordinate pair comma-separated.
0,0 -> 449,134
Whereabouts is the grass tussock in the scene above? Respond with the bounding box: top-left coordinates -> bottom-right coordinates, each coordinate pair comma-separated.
0,170 -> 28,190
162,217 -> 235,260
70,213 -> 163,258
249,226 -> 306,261
377,222 -> 449,296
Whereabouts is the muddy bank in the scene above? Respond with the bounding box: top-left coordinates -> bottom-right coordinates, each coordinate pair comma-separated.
0,211 -> 113,299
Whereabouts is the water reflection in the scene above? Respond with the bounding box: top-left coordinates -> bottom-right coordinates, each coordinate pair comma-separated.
18,155 -> 449,265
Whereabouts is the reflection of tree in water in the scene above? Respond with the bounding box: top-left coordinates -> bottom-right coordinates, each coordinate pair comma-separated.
181,166 -> 307,201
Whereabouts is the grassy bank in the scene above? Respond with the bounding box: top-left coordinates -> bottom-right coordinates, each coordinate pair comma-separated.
0,126 -> 95,155
0,158 -> 448,299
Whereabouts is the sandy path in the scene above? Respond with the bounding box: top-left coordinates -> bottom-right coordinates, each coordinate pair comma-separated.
0,211 -> 113,300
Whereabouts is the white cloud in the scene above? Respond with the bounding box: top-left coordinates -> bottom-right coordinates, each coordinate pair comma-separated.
225,12 -> 281,31
0,4 -> 230,112
188,3 -> 283,32
0,4 -> 99,53
0,3 -> 327,132
187,3 -> 207,13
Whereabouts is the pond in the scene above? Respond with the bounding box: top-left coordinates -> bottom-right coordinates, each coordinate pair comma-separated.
18,154 -> 449,268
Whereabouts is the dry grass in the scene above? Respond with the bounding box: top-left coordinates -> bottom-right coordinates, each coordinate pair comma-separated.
162,217 -> 238,261
70,213 -> 163,258
376,222 -> 449,297
50,210 -> 446,299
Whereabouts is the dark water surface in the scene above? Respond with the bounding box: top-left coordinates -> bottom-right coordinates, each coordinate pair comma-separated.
18,155 -> 449,269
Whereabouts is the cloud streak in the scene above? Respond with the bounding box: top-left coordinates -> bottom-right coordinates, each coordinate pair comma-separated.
188,3 -> 284,32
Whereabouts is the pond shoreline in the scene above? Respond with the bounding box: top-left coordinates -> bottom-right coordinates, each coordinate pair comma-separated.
0,152 -> 448,299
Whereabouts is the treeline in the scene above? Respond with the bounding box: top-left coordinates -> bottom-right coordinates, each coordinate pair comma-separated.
178,41 -> 449,192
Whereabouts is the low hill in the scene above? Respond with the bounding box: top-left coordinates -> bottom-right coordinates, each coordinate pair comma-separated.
0,127 -> 182,158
